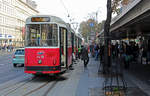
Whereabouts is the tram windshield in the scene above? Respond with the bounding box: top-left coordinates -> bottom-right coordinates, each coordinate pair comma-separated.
25,24 -> 58,47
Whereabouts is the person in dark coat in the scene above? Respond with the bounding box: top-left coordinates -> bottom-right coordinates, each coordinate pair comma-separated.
90,44 -> 94,57
81,45 -> 89,68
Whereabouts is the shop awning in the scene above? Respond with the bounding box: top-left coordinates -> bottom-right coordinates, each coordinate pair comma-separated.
0,34 -> 15,39
7,35 -> 15,39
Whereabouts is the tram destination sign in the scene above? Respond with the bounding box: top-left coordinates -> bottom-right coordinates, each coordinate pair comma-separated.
31,17 -> 50,22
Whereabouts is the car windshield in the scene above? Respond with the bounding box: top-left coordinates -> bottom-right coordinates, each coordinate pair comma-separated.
15,50 -> 24,55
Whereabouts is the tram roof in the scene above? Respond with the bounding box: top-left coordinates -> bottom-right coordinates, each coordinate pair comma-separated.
26,15 -> 67,25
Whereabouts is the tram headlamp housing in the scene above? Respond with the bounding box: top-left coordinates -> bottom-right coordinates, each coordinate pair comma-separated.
53,59 -> 56,65
38,60 -> 42,64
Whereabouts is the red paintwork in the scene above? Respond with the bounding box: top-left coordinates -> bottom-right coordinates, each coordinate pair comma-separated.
25,47 -> 73,74
25,71 -> 60,74
25,48 -> 60,74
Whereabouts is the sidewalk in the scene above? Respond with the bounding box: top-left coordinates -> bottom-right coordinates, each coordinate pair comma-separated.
75,58 -> 104,96
74,57 -> 149,96
0,50 -> 14,56
125,60 -> 150,96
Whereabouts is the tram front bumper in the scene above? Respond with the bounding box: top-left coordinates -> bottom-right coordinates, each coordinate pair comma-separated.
24,66 -> 61,74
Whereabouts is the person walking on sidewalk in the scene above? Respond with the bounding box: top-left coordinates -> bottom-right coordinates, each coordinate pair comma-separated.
94,44 -> 100,60
81,45 -> 89,68
78,46 -> 81,59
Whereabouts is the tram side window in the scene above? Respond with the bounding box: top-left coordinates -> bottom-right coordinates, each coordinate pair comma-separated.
68,31 -> 72,47
60,28 -> 65,55
47,24 -> 58,46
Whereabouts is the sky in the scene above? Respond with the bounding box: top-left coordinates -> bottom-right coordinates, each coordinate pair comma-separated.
35,0 -> 107,24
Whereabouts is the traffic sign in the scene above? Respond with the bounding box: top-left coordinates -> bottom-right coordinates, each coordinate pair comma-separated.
89,22 -> 94,27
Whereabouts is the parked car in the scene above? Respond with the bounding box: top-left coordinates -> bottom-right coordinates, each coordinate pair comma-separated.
12,48 -> 25,67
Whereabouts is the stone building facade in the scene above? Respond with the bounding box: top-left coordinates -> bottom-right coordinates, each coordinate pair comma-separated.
0,0 -> 38,46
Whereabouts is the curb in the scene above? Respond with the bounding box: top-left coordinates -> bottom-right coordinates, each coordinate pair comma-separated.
125,71 -> 150,96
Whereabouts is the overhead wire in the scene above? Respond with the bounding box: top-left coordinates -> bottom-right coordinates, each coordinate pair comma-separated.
59,0 -> 70,18
59,0 -> 79,32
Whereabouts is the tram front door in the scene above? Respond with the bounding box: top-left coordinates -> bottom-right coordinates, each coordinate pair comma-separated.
59,27 -> 67,68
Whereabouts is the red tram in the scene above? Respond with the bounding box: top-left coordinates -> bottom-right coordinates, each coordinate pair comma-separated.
24,15 -> 82,75
74,33 -> 82,59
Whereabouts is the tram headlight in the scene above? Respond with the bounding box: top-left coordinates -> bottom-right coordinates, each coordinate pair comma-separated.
53,59 -> 56,65
38,60 -> 42,64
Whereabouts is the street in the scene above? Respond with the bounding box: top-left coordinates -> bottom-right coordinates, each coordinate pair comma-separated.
0,52 -> 149,96
0,52 -> 102,96
0,52 -> 29,84
0,52 -> 84,96
0,0 -> 150,96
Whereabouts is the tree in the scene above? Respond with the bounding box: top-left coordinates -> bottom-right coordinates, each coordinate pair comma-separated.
78,21 -> 90,42
103,0 -> 112,74
112,0 -> 121,14
112,0 -> 130,15
78,19 -> 99,43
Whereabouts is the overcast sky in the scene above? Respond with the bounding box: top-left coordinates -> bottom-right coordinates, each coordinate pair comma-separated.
35,0 -> 107,23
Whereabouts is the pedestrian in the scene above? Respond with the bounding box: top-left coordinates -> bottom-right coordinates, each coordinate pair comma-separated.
78,46 -> 81,59
114,42 -> 119,58
94,44 -> 100,60
90,44 -> 94,57
81,45 -> 89,68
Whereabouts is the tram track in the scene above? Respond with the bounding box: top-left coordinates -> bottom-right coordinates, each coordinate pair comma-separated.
23,76 -> 60,96
0,76 -> 36,91
1,76 -> 37,96
2,76 -> 60,96
23,81 -> 50,96
42,81 -> 58,96
0,67 -> 71,96
23,80 -> 58,96
41,67 -> 76,96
